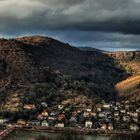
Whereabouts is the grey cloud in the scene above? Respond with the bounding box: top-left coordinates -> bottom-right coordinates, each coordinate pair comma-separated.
0,0 -> 140,51
0,0 -> 140,34
39,30 -> 140,50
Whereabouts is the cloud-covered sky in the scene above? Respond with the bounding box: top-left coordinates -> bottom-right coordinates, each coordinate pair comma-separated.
0,0 -> 140,51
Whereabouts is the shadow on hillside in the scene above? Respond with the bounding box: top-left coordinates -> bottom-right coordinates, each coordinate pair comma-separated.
75,50 -> 131,101
0,38 -> 131,110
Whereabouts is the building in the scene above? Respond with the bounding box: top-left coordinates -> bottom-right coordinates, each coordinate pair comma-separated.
96,104 -> 102,112
41,102 -> 48,108
69,116 -> 77,123
133,118 -> 139,123
125,105 -> 130,109
65,107 -> 70,111
90,112 -> 97,117
17,119 -> 26,126
85,121 -> 93,128
120,109 -> 126,114
58,114 -> 65,121
125,100 -> 129,104
114,106 -> 118,111
50,112 -> 57,116
58,105 -> 64,110
98,112 -> 106,118
136,108 -> 140,113
116,102 -> 120,106
103,104 -> 110,109
0,118 -> 9,125
41,110 -> 49,117
72,112 -> 78,117
96,107 -> 102,112
130,112 -> 139,118
23,104 -> 36,110
85,108 -> 92,112
114,117 -> 120,121
123,116 -> 130,122
48,117 -> 56,126
41,120 -> 49,127
83,112 -> 90,117
101,124 -> 107,130
108,124 -> 114,130
55,123 -> 64,128
114,112 -> 119,117
29,120 -> 40,126
130,124 -> 139,131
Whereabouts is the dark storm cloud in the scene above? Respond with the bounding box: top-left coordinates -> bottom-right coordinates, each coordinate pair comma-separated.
0,0 -> 140,50
0,0 -> 140,34
46,30 -> 140,51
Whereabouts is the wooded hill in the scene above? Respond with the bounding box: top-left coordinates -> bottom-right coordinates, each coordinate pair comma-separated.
0,36 -> 139,115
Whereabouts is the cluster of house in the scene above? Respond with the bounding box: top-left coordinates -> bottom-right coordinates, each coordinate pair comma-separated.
0,100 -> 140,132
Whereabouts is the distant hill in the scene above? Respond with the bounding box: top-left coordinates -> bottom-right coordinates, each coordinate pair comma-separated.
78,47 -> 104,52
0,35 -> 139,116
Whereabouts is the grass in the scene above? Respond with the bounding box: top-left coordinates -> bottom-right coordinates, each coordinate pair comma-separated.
116,75 -> 140,102
116,75 -> 140,93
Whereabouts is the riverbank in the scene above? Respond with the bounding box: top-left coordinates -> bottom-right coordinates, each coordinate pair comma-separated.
18,126 -> 140,137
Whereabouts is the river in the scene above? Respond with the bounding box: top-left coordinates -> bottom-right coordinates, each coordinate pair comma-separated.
4,130 -> 140,140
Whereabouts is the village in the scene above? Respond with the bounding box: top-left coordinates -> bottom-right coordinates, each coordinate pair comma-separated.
0,100 -> 140,133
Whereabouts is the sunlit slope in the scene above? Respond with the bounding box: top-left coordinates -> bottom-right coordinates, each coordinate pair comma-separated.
115,62 -> 140,102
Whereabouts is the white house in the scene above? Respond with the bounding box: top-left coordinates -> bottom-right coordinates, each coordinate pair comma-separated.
125,100 -> 129,104
83,112 -> 90,117
70,116 -> 77,123
98,112 -> 106,118
58,105 -> 64,110
48,117 -> 56,120
55,123 -> 64,128
114,112 -> 119,117
123,116 -> 130,122
127,111 -> 130,115
85,121 -> 93,128
103,104 -> 110,109
50,111 -> 58,116
136,108 -> 140,113
65,107 -> 70,111
120,109 -> 126,114
101,124 -> 107,130
130,124 -> 139,131
0,118 -> 9,125
114,106 -> 118,111
130,112 -> 139,118
96,107 -> 102,112
108,124 -> 114,130
41,120 -> 49,127
133,118 -> 139,123
86,108 -> 92,112
41,102 -> 48,107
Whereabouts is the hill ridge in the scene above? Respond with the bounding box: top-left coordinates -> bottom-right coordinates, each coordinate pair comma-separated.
0,35 -> 139,114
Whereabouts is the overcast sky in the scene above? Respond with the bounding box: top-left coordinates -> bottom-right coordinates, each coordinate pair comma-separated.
0,0 -> 140,51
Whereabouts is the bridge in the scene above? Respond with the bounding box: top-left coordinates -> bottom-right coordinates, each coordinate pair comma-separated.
0,126 -> 16,139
